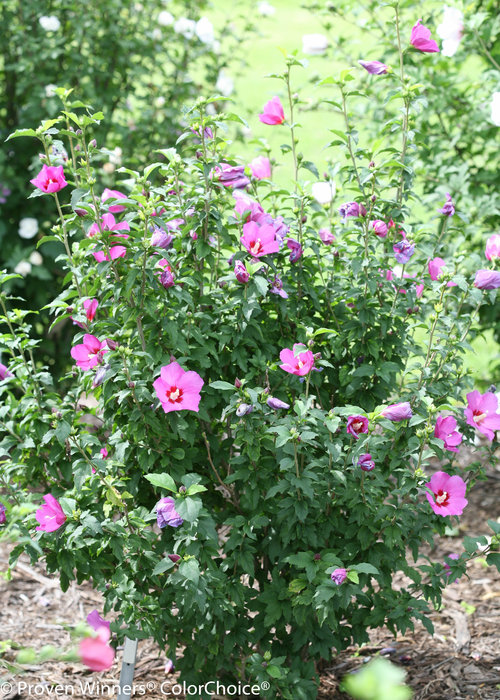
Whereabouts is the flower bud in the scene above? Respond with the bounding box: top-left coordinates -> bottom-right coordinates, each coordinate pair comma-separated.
179,485 -> 186,493
267,397 -> 290,410
168,554 -> 181,563
106,338 -> 119,350
89,139 -> 97,148
234,378 -> 242,389
236,403 -> 253,416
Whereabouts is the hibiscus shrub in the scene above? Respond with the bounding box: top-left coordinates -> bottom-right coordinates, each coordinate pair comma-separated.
2,12 -> 500,698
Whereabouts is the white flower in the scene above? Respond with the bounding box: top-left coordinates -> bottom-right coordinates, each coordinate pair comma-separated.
152,28 -> 162,41
18,218 -> 39,240
14,261 -> 32,277
258,1 -> 275,16
155,96 -> 166,108
44,84 -> 57,98
39,15 -> 61,32
491,92 -> 500,127
157,10 -> 174,26
311,181 -> 336,205
215,70 -> 234,97
102,163 -> 116,174
436,7 -> 463,57
174,17 -> 196,39
29,251 -> 43,266
302,33 -> 329,55
196,17 -> 215,45
109,147 -> 122,166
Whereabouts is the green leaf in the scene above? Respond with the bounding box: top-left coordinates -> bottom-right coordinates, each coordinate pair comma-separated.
486,552 -> 500,572
6,128 -> 37,141
209,381 -> 235,391
144,473 -> 176,492
178,559 -> 200,585
152,558 -> 175,576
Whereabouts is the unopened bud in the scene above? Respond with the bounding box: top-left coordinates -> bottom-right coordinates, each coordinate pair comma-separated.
234,378 -> 242,389
89,139 -> 97,148
179,486 -> 186,493
106,338 -> 118,350
168,554 -> 181,563
236,403 -> 253,417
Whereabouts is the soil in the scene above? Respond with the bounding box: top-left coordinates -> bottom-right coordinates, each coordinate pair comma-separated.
1,454 -> 499,700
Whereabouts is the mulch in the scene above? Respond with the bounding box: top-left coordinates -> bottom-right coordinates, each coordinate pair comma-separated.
1,451 -> 499,700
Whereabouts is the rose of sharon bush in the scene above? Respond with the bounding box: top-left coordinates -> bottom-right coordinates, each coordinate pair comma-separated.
3,33 -> 500,700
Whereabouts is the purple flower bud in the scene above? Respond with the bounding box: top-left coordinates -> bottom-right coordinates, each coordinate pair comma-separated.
0,502 -> 6,524
267,397 -> 290,410
160,268 -> 175,289
313,553 -> 321,561
156,497 -> 183,528
474,269 -> 500,290
319,228 -> 335,245
213,163 -> 250,189
359,60 -> 389,75
339,201 -> 367,222
89,139 -> 97,148
330,568 -> 348,585
75,208 -> 88,217
380,402 -> 412,422
178,485 -> 186,494
234,378 -> 242,388
236,403 -> 253,416
151,225 -> 174,249
438,193 -> 455,217
165,658 -> 175,674
234,260 -> 250,283
370,220 -> 388,238
286,237 -> 303,263
358,453 -> 375,471
92,364 -> 108,388
168,554 -> 181,563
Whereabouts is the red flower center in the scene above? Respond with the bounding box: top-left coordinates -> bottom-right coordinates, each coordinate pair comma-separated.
435,490 -> 449,506
166,386 -> 183,403
472,410 -> 487,425
353,421 -> 363,432
250,239 -> 263,255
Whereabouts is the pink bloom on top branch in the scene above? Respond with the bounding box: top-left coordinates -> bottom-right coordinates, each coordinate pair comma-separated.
370,220 -> 388,238
30,164 -> 67,193
358,60 -> 389,75
485,234 -> 500,261
156,496 -> 184,528
153,361 -> 204,414
346,415 -> 369,439
71,335 -> 108,371
474,269 -> 500,290
241,221 -> 280,258
250,156 -> 271,180
101,187 -> 127,213
425,471 -> 468,517
464,390 -> 500,441
380,402 -> 412,421
259,96 -> 285,125
434,415 -> 463,452
279,344 -> 315,376
35,495 -> 66,532
410,19 -> 440,53
438,193 -> 455,217
79,626 -> 115,672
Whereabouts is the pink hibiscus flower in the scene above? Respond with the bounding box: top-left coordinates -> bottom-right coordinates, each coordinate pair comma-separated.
153,361 -> 204,414
35,495 -> 66,532
71,335 -> 108,371
425,471 -> 467,516
434,415 -> 463,453
279,344 -> 315,376
259,96 -> 285,125
410,19 -> 440,53
101,188 -> 127,213
464,390 -> 500,441
79,626 -> 115,671
346,415 -> 369,439
241,221 -> 280,258
30,165 -> 67,193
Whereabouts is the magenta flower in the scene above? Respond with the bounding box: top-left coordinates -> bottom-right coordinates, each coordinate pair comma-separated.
100,447 -> 109,459
485,234 -> 500,261
286,237 -> 303,263
380,402 -> 412,422
83,298 -> 98,323
438,193 -> 455,216
393,238 -> 415,264
79,626 -> 115,671
0,502 -> 6,524
319,228 -> 335,245
410,19 -> 440,53
267,397 -> 290,410
339,201 -> 367,222
270,275 -> 288,299
259,96 -> 285,125
0,363 -> 13,380
71,335 -> 108,371
160,266 -> 175,289
250,156 -> 271,180
279,344 -> 315,376
241,221 -> 280,258
88,212 -> 130,238
156,496 -> 183,528
213,163 -> 250,189
428,257 -> 445,281
165,658 -> 175,674
358,454 -> 375,471
151,224 -> 174,249
153,361 -> 203,414
87,610 -> 110,632
35,495 -> 66,532
101,188 -> 127,213
434,415 -> 463,452
30,165 -> 67,193
346,415 -> 369,439
464,390 -> 500,441
330,568 -> 348,585
474,269 -> 500,290
425,471 -> 467,516
234,260 -> 250,283
370,220 -> 388,238
358,60 -> 388,75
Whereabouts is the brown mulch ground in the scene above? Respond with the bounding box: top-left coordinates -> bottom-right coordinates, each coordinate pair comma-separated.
1,456 -> 499,700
